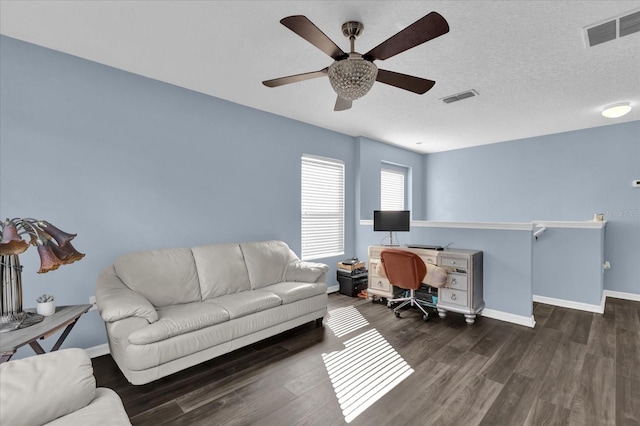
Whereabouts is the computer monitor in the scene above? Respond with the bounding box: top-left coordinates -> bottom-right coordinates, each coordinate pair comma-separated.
373,210 -> 410,245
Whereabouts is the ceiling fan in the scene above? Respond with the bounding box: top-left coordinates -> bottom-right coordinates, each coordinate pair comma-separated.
262,12 -> 449,111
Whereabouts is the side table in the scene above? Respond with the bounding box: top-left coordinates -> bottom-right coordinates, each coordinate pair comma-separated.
0,304 -> 92,363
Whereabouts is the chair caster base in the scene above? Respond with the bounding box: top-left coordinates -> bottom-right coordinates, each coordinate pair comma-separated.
394,311 -> 401,318
423,314 -> 429,322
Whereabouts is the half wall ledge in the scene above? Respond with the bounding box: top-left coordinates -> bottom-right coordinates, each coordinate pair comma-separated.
359,219 -> 606,230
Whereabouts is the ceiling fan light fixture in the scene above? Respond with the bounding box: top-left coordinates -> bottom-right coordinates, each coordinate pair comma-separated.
328,55 -> 378,101
266,13 -> 449,110
602,102 -> 632,118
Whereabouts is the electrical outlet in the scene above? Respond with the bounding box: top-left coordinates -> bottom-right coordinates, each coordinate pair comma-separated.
89,296 -> 97,311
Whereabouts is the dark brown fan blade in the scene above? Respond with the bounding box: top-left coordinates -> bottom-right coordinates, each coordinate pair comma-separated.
263,68 -> 328,87
364,12 -> 449,61
376,69 -> 435,94
334,96 -> 352,111
281,16 -> 346,60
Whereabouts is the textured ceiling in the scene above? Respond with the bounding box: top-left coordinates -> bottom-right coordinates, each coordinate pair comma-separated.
1,0 -> 639,153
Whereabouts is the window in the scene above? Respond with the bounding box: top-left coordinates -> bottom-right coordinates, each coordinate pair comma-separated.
381,167 -> 406,210
301,155 -> 345,260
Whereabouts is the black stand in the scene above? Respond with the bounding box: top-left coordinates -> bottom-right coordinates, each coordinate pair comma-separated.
337,270 -> 368,297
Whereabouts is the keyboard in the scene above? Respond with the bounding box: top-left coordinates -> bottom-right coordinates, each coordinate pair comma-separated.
406,244 -> 444,250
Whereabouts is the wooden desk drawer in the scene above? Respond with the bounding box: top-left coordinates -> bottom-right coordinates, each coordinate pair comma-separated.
369,260 -> 382,276
369,276 -> 391,293
369,247 -> 382,259
440,288 -> 468,307
440,257 -> 468,268
418,254 -> 437,265
447,273 -> 468,291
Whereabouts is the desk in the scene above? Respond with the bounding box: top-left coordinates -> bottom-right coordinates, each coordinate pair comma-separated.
368,246 -> 484,324
0,304 -> 91,362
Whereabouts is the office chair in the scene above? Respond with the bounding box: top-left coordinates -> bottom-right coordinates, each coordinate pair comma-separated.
380,249 -> 446,321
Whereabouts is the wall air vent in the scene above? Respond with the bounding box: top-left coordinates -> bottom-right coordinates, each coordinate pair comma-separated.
441,89 -> 479,104
585,9 -> 640,47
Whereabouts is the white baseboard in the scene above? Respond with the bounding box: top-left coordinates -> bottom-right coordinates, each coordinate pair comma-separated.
533,294 -> 605,314
327,285 -> 340,293
603,290 -> 640,302
85,343 -> 110,358
481,308 -> 536,328
533,290 -> 640,314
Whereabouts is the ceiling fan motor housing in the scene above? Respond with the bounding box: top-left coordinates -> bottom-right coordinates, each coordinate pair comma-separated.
342,21 -> 364,39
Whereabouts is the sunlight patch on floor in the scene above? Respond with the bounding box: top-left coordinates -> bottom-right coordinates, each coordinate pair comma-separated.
326,305 -> 369,338
322,328 -> 414,423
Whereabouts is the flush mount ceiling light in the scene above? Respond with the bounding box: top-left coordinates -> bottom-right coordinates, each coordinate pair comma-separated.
602,102 -> 632,118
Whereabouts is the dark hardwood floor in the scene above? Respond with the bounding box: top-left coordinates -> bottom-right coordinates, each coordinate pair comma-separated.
92,294 -> 640,425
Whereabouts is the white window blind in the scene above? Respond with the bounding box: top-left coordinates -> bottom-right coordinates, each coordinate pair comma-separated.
381,168 -> 405,210
301,155 -> 345,260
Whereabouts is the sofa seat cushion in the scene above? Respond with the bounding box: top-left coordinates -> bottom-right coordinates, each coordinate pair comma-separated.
45,388 -> 131,426
123,295 -> 328,371
129,302 -> 229,345
261,281 -> 328,304
206,290 -> 282,319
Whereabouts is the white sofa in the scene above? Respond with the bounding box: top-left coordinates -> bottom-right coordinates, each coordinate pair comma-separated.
0,348 -> 130,426
96,240 -> 329,385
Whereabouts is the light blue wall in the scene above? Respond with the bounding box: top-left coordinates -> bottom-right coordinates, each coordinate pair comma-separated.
533,227 -> 605,305
1,34 -> 638,358
425,123 -> 640,295
357,137 -> 426,220
354,136 -> 426,262
415,227 -> 533,318
356,223 -> 535,318
0,36 -> 364,357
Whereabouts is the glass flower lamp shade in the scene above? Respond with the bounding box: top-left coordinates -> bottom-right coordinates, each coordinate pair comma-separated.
0,224 -> 29,255
328,54 -> 378,101
0,218 -> 84,332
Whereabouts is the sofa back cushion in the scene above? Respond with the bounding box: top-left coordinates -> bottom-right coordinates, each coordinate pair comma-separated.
192,243 -> 251,299
114,248 -> 202,308
240,240 -> 298,289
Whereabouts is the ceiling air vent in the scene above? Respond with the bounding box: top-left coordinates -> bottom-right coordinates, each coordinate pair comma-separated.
441,89 -> 479,104
585,9 -> 640,47
620,10 -> 640,37
587,20 -> 616,46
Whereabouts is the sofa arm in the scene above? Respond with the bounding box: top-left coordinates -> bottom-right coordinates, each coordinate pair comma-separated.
96,266 -> 158,323
285,260 -> 329,283
106,316 -> 150,344
0,349 -> 96,426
